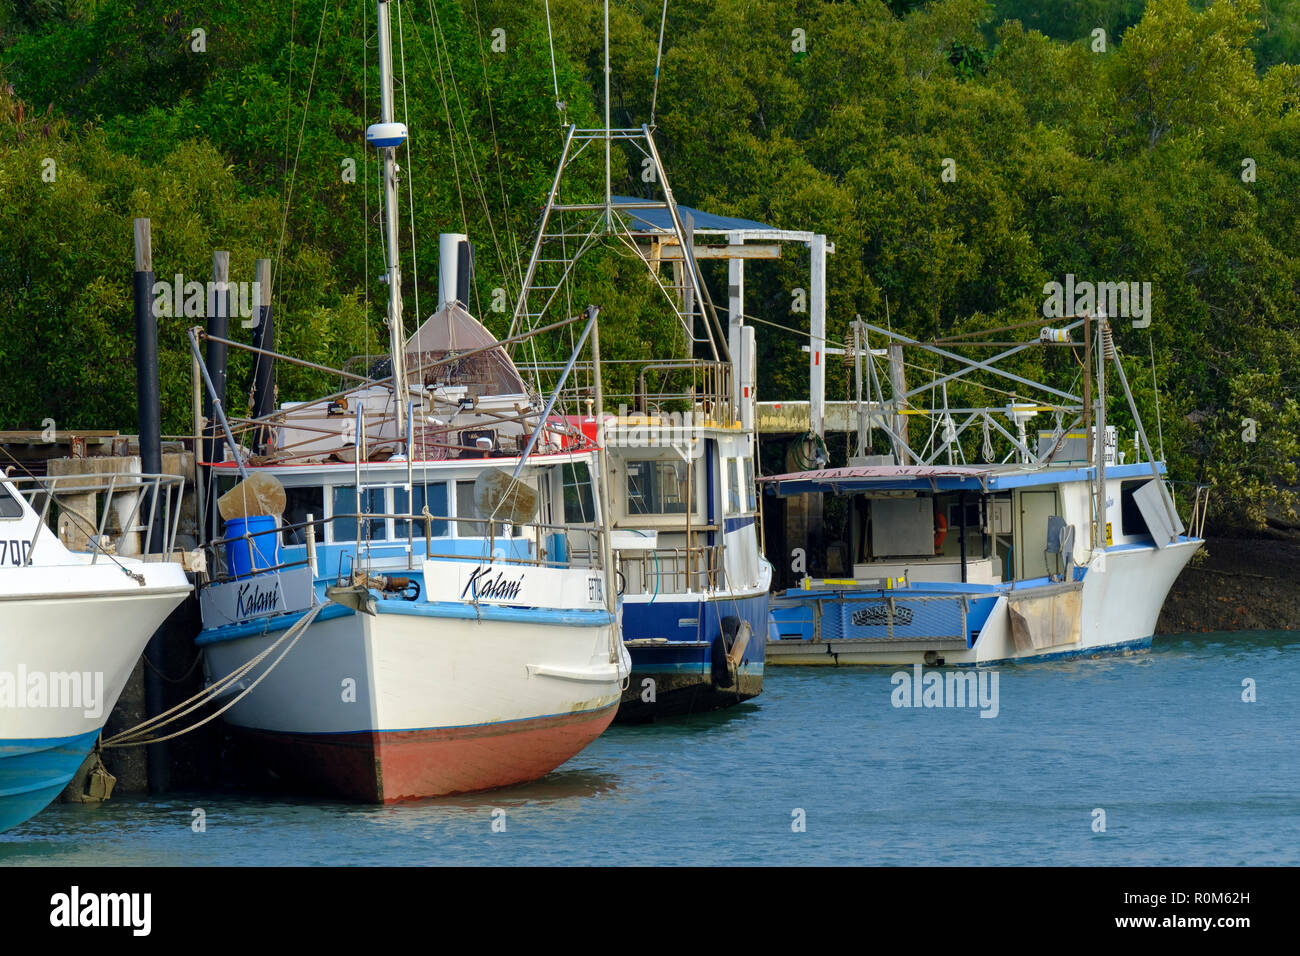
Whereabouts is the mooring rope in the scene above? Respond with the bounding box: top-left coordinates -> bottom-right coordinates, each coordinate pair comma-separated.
100,602 -> 327,749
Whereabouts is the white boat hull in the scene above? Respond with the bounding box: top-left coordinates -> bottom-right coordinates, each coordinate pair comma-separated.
1,562 -> 191,831
0,563 -> 192,740
200,597 -> 628,801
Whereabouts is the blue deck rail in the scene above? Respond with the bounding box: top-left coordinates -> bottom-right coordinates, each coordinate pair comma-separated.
772,588 -> 1001,649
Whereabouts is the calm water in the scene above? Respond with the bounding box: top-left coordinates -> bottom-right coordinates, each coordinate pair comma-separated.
2,631 -> 1296,866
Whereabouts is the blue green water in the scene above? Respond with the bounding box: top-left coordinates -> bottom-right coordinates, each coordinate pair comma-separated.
2,631 -> 1296,866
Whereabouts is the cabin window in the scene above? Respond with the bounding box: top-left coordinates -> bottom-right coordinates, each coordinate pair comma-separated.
331,486 -> 388,542
1120,480 -> 1153,539
455,481 -> 481,537
455,480 -> 498,538
0,484 -> 23,519
727,459 -> 742,514
744,458 -> 757,511
395,482 -> 448,538
562,462 -> 596,524
626,459 -> 689,515
871,497 -> 937,557
946,500 -> 982,531
452,480 -> 517,538
282,486 -> 324,546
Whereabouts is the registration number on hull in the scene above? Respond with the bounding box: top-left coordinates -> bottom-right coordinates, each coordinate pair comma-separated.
0,539 -> 33,567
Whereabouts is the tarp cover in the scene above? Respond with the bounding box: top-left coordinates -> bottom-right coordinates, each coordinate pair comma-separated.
405,302 -> 528,397
1007,583 -> 1082,652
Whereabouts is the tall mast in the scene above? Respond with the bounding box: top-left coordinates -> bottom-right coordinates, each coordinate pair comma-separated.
603,0 -> 612,233
368,0 -> 408,443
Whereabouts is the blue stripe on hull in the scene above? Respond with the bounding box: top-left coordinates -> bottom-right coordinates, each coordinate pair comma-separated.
197,600 -> 355,645
622,592 -> 770,667
0,728 -> 101,833
964,634 -> 1154,666
620,592 -> 770,718
767,634 -> 1154,666
626,658 -> 768,678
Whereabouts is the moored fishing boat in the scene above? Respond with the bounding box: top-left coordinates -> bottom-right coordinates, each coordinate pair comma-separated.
764,315 -> 1206,665
190,0 -> 628,801
604,406 -> 771,720
509,131 -> 776,720
196,430 -> 628,800
0,472 -> 191,831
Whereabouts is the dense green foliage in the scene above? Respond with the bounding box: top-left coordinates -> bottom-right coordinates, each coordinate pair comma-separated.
2,0 -> 1299,531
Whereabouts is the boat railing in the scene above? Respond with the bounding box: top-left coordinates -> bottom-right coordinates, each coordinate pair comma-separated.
516,358 -> 737,429
6,471 -> 186,565
634,361 -> 735,428
205,509 -> 609,584
616,542 -> 722,596
778,589 -> 975,647
1189,484 -> 1211,540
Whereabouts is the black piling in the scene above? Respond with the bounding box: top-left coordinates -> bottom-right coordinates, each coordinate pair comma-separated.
134,219 -> 162,485
133,217 -> 169,793
456,239 -> 473,306
202,251 -> 230,539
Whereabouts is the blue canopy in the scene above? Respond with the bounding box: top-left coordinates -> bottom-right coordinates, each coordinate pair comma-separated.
612,195 -> 771,233
759,462 -> 1167,496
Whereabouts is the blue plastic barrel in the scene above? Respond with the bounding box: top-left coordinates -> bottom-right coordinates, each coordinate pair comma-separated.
225,515 -> 280,579
546,532 -> 569,567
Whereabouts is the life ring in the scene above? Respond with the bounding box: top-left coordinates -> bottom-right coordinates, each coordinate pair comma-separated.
934,512 -> 948,552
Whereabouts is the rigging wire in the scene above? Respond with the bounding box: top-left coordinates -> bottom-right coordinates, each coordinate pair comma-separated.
283,0 -> 296,252
271,0 -> 330,323
419,1 -> 468,239
650,0 -> 669,126
896,353 -> 1081,407
469,0 -> 526,295
737,309 -> 846,351
421,0 -> 518,308
397,0 -> 420,332
543,0 -> 565,127
1149,334 -> 1165,461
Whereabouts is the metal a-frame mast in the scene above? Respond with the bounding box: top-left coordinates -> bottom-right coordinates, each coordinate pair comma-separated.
507,2 -> 729,366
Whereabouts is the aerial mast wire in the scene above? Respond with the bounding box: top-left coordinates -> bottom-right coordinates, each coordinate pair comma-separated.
651,0 -> 669,126
604,0 -> 612,234
372,0 -> 409,442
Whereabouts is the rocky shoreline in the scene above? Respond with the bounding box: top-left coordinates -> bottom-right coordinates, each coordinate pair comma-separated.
1156,535 -> 1300,634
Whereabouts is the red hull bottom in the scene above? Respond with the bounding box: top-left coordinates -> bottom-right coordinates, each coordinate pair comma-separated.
231,704 -> 619,802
